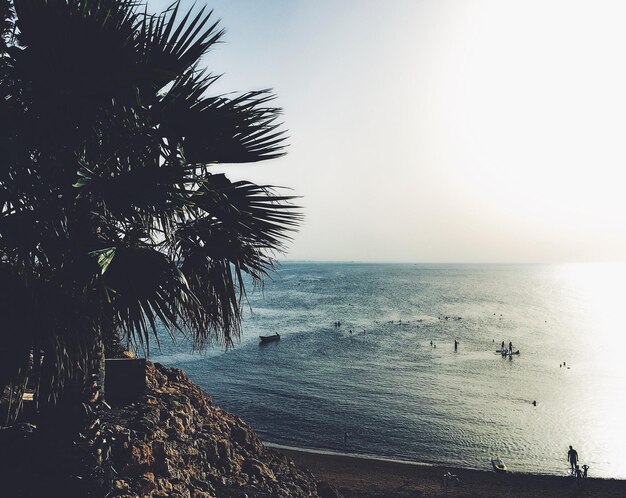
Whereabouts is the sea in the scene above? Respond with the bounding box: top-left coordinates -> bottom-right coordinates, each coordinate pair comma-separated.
151,262 -> 626,479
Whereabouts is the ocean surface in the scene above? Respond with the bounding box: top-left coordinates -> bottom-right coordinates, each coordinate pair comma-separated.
152,262 -> 626,479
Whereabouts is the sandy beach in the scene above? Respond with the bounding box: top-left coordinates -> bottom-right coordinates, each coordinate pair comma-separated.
277,447 -> 626,497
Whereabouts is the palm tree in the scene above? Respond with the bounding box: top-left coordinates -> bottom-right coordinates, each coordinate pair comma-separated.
0,0 -> 299,423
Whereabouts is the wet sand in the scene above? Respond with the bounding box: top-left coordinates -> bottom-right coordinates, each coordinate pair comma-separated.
277,447 -> 626,497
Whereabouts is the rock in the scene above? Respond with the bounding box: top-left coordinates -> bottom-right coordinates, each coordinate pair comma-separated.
230,425 -> 250,446
156,477 -> 173,494
243,458 -> 276,482
137,474 -> 157,495
205,439 -> 220,465
114,479 -> 130,491
125,441 -> 155,476
0,361 -> 341,498
190,491 -> 212,498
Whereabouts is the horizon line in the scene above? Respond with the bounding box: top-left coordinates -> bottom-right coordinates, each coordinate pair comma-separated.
276,259 -> 626,265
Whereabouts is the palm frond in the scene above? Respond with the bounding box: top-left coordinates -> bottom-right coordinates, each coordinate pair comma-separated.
137,1 -> 223,91
100,244 -> 191,353
172,175 -> 300,346
157,76 -> 288,163
0,0 -> 14,51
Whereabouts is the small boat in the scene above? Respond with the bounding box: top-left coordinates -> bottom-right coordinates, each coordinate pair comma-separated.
496,349 -> 520,355
259,333 -> 280,344
491,457 -> 507,472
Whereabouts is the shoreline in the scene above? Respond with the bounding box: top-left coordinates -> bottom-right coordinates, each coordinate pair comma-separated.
272,445 -> 626,497
266,441 -> 620,479
265,442 -> 435,469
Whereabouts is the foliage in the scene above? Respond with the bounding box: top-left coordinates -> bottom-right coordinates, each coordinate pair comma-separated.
0,0 -> 299,420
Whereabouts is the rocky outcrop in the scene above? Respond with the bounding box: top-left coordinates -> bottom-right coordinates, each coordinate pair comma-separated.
0,362 -> 341,498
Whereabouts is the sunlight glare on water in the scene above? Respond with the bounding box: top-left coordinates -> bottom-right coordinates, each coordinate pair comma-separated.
557,263 -> 626,478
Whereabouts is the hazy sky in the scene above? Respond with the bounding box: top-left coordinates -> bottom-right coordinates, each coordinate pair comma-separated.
150,0 -> 626,263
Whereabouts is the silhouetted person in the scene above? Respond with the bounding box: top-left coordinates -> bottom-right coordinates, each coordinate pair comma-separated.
575,465 -> 583,486
568,446 -> 579,473
508,340 -> 513,352
501,341 -> 505,351
454,339 -> 458,352
532,400 -> 537,406
430,340 -> 433,346
582,464 -> 589,479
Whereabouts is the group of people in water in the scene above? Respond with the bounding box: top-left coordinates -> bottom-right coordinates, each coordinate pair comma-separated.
499,340 -> 515,354
426,339 -> 460,351
568,445 -> 590,486
333,321 -> 357,334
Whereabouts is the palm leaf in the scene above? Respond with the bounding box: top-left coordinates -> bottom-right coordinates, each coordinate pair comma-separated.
156,72 -> 288,163
136,1 -> 223,91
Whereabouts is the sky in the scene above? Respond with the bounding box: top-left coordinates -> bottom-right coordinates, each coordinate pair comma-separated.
150,0 -> 626,263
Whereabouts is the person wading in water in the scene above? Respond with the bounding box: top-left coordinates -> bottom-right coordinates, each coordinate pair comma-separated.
567,445 -> 579,474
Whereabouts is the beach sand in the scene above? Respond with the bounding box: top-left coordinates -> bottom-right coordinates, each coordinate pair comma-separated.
277,447 -> 626,497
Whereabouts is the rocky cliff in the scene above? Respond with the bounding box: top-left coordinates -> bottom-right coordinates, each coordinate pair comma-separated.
0,362 -> 341,498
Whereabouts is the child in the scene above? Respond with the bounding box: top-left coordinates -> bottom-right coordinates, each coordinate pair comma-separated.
582,464 -> 589,479
575,465 -> 583,487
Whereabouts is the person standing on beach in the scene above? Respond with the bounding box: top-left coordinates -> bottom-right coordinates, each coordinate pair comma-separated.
567,446 -> 579,473
454,339 -> 458,352
501,341 -> 505,351
508,340 -> 513,353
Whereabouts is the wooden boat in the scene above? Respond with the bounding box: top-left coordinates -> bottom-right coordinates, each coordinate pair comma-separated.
491,457 -> 507,472
259,333 -> 280,344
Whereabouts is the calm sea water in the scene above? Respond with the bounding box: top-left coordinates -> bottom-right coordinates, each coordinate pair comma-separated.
152,262 -> 626,479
